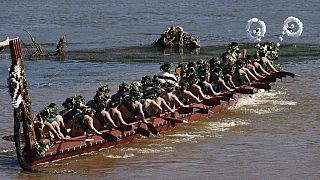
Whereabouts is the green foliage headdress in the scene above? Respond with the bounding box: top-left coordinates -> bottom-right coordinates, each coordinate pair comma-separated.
62,95 -> 85,109
160,62 -> 173,72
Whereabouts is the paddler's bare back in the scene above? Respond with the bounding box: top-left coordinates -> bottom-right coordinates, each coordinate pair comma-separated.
118,100 -> 140,119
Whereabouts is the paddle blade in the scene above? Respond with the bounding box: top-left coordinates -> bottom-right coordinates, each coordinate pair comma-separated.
234,87 -> 254,94
202,98 -> 221,106
171,121 -> 176,127
162,117 -> 188,124
177,107 -> 193,114
258,74 -> 277,82
193,107 -> 209,114
215,95 -> 231,102
220,92 -> 235,99
117,124 -> 134,131
134,126 -> 151,137
101,132 -> 119,142
84,138 -> 94,142
250,83 -> 271,90
278,71 -> 295,78
117,124 -> 153,137
147,123 -> 159,136
177,107 -> 209,114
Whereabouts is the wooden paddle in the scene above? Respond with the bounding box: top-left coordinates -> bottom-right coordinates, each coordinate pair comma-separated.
219,92 -> 235,99
134,125 -> 153,137
146,123 -> 159,136
234,87 -> 255,94
100,132 -> 120,142
258,71 -> 295,83
275,71 -> 295,78
161,116 -> 188,124
129,120 -> 159,136
214,95 -> 231,102
88,132 -> 120,142
201,98 -> 221,106
60,137 -> 94,142
116,120 -> 159,137
257,73 -> 278,82
250,82 -> 272,90
176,106 -> 209,114
117,124 -> 152,137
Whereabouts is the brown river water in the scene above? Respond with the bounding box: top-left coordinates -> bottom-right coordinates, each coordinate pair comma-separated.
0,46 -> 319,179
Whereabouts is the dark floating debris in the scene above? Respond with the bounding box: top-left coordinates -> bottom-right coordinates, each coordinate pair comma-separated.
152,26 -> 200,48
53,36 -> 67,56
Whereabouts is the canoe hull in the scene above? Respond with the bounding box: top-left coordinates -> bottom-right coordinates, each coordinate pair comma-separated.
31,100 -> 236,165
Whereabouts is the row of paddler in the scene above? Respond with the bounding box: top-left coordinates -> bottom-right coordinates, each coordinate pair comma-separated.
33,41 -> 293,145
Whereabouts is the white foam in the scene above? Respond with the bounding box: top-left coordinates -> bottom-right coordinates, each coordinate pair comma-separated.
231,90 -> 297,112
171,138 -> 198,143
272,100 -> 297,106
166,133 -> 204,138
243,107 -> 280,114
0,149 -> 14,153
104,153 -> 135,159
166,133 -> 205,144
125,146 -> 174,154
53,162 -> 71,166
207,119 -> 250,132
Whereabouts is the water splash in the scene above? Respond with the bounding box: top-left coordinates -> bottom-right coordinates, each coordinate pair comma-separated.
166,133 -> 205,144
166,133 -> 204,138
231,90 -> 297,114
52,162 -> 71,166
207,118 -> 251,132
122,146 -> 175,154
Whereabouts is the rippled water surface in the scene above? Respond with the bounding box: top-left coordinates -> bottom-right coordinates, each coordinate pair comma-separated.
0,0 -> 320,179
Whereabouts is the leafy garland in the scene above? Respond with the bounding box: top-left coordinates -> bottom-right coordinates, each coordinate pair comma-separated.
33,141 -> 51,157
7,65 -> 22,108
22,72 -> 34,125
39,105 -> 58,119
62,95 -> 85,109
7,64 -> 49,157
7,65 -> 34,126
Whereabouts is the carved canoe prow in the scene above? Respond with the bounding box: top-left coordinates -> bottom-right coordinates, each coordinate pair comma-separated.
9,38 -> 37,169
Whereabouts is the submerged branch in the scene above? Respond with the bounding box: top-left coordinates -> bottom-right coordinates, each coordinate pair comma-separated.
22,29 -> 67,58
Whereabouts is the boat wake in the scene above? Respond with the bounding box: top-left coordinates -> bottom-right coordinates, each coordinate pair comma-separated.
104,153 -> 135,159
230,90 -> 297,114
206,118 -> 251,132
166,133 -> 205,144
123,146 -> 175,154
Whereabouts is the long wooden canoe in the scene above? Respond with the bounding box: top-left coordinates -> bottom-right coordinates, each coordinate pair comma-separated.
6,38 -> 293,169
